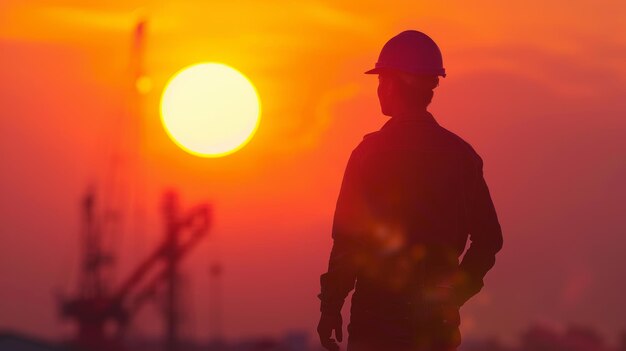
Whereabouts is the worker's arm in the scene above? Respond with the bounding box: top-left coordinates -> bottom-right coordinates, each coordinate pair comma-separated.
318,149 -> 366,351
319,148 -> 366,314
456,156 -> 503,306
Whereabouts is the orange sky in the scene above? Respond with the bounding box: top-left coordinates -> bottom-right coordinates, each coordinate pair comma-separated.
1,0 -> 626,347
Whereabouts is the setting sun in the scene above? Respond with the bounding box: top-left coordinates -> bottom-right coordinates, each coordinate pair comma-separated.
160,63 -> 261,157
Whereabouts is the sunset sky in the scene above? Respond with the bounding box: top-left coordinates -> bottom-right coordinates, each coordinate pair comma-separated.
1,0 -> 625,347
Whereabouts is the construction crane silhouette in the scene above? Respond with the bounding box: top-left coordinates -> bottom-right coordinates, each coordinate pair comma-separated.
57,18 -> 212,351
60,190 -> 210,351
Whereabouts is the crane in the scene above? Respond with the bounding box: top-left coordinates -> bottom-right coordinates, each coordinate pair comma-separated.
60,190 -> 210,351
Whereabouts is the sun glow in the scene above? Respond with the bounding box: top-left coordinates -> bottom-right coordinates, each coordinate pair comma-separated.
160,63 -> 261,157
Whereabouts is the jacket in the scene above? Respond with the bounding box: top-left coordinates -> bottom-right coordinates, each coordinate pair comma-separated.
319,111 -> 503,316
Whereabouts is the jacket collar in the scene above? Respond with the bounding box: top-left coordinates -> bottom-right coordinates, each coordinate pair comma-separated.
381,111 -> 439,130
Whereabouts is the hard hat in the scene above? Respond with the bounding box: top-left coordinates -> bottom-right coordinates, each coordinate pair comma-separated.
365,30 -> 446,77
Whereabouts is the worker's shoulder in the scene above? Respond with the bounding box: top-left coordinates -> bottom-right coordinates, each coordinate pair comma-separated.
349,130 -> 379,148
362,130 -> 379,141
343,131 -> 378,162
353,130 -> 382,151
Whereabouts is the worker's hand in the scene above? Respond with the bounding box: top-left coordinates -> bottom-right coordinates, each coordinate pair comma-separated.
317,311 -> 343,351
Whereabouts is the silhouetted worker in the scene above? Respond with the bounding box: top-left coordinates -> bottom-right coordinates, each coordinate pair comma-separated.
318,30 -> 503,351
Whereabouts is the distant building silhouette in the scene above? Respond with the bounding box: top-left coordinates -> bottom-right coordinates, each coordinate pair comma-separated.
520,324 -> 610,351
0,332 -> 67,351
562,325 -> 607,351
463,323 -> 616,351
2,324 -> 623,351
521,324 -> 563,351
460,337 -> 511,351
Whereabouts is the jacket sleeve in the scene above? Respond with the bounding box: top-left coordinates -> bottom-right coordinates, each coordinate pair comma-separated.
319,149 -> 367,314
456,156 -> 503,306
